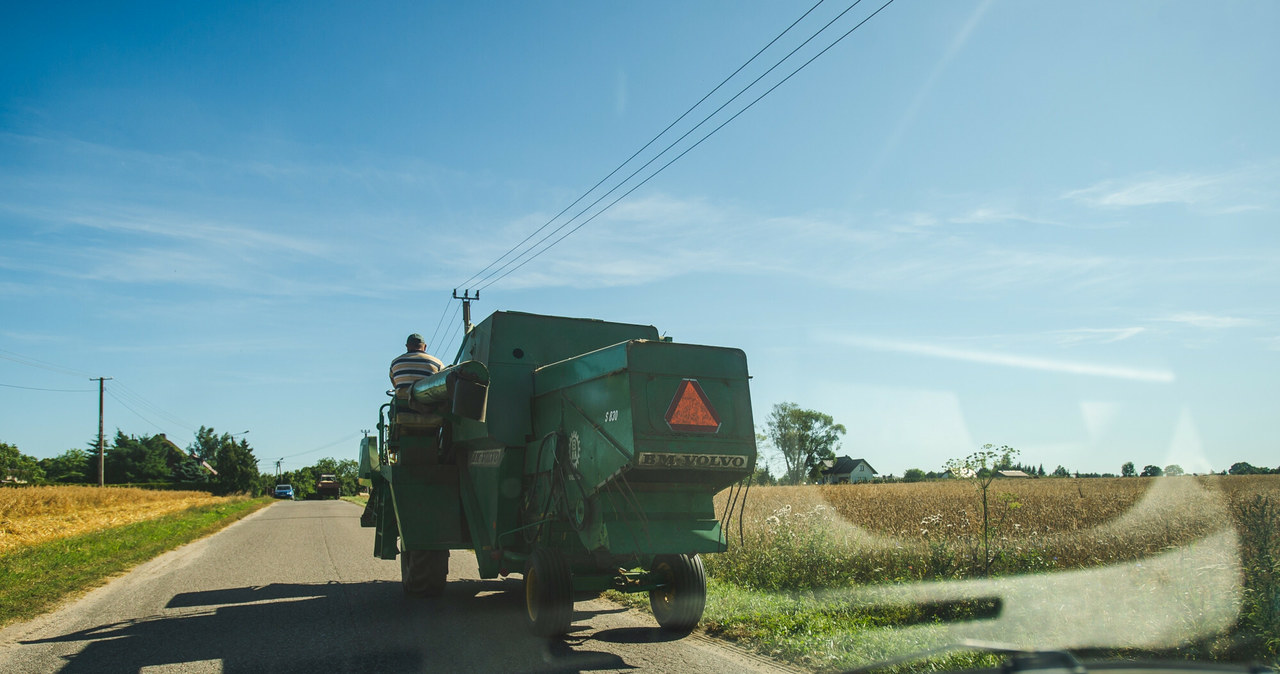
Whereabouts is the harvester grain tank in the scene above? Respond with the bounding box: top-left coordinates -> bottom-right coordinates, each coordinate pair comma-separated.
359,311 -> 756,635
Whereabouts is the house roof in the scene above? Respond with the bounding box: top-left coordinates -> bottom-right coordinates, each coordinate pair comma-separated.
997,469 -> 1030,478
821,456 -> 877,476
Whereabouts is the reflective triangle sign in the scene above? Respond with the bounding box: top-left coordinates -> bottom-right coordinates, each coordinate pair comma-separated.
665,379 -> 721,433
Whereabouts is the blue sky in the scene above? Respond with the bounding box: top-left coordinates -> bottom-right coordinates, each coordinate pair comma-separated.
2,1 -> 1276,477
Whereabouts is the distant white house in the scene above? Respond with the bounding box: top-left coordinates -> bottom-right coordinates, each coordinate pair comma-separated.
996,469 -> 1030,479
820,456 -> 877,484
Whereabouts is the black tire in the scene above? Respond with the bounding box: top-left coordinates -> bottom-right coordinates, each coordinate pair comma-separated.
401,548 -> 450,597
649,553 -> 707,632
524,547 -> 573,637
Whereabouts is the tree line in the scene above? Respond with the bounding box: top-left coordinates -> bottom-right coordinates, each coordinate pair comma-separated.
751,401 -> 1279,485
2,427 -> 260,495
1,429 -> 365,499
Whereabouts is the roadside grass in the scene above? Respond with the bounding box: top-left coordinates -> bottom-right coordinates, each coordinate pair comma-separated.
699,580 -> 1003,672
0,497 -> 270,628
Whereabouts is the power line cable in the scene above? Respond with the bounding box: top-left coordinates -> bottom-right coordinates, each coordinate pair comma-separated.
109,380 -> 200,433
424,0 -> 834,337
425,298 -> 453,355
470,0 -> 886,292
105,389 -> 169,434
477,0 -> 896,291
453,0 -> 830,294
438,301 -> 465,362
0,382 -> 95,392
467,1 -> 847,291
0,348 -> 96,378
268,432 -> 363,461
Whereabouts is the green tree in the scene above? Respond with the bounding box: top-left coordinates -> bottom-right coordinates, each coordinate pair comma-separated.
1,441 -> 45,484
104,431 -> 170,484
1121,461 -> 1136,477
746,463 -> 776,486
331,458 -> 359,496
903,468 -> 926,483
1052,465 -> 1071,478
1140,464 -> 1164,477
214,438 -> 260,495
295,466 -> 317,499
171,457 -> 211,483
188,426 -> 226,467
39,449 -> 91,483
1164,464 -> 1185,476
763,402 -> 846,485
1230,462 -> 1261,475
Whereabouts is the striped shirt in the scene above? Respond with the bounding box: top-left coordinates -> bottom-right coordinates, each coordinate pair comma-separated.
390,350 -> 444,395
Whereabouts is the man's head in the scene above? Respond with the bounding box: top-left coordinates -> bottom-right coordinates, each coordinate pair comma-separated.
406,334 -> 425,352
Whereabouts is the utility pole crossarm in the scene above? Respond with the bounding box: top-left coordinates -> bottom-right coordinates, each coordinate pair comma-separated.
452,289 -> 480,335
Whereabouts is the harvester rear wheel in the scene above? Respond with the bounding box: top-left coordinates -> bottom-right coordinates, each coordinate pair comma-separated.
524,548 -> 573,636
649,553 -> 706,632
401,549 -> 449,597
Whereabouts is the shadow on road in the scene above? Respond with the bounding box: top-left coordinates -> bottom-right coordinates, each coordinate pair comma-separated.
21,579 -> 638,673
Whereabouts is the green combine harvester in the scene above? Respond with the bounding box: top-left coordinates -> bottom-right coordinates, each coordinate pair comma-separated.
358,311 -> 757,635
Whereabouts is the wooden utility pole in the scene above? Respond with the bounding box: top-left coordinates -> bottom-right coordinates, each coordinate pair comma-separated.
91,377 -> 112,487
453,289 -> 480,334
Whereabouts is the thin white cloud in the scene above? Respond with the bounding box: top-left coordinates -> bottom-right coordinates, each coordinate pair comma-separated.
948,207 -> 1060,227
1063,165 -> 1276,211
1064,174 -> 1225,208
1048,327 -> 1146,346
1159,312 -> 1259,329
823,333 -> 1176,383
4,203 -> 332,258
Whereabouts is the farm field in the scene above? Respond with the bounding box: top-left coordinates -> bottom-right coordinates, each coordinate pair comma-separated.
0,486 -> 233,554
701,475 -> 1279,668
712,475 -> 1279,586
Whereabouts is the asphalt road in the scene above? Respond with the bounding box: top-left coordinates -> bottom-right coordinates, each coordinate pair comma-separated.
0,500 -> 793,673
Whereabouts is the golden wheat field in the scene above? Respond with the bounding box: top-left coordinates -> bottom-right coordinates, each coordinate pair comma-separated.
709,475 -> 1280,588
0,486 -> 232,554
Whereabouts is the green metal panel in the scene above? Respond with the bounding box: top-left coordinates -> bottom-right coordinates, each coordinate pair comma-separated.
357,435 -> 378,487
458,445 -> 526,577
451,312 -> 658,449
383,432 -> 465,551
525,337 -> 755,557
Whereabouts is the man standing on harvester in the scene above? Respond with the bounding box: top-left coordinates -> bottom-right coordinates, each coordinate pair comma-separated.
390,333 -> 443,398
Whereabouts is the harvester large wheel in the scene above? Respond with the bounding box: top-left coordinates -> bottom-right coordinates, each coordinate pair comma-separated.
401,549 -> 449,597
649,553 -> 706,632
524,548 -> 573,637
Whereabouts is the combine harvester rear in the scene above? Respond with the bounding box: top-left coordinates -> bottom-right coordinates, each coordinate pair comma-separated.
359,311 -> 756,635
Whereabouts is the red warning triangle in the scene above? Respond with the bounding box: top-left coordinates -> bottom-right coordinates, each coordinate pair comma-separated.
665,379 -> 721,433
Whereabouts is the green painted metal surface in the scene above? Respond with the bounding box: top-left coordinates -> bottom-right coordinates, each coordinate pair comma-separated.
364,310 -> 757,588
